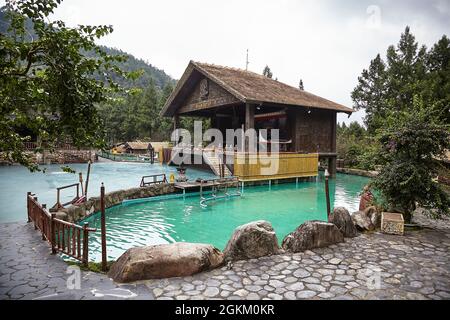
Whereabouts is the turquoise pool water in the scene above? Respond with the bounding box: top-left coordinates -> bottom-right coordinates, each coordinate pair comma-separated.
82,173 -> 369,262
0,162 -> 215,223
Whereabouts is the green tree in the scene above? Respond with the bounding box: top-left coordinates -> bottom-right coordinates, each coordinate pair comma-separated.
351,54 -> 387,132
372,97 -> 450,222
423,35 -> 450,124
0,0 -> 133,171
262,65 -> 273,78
352,26 -> 431,132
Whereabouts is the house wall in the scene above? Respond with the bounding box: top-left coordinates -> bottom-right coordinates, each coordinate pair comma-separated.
288,108 -> 336,154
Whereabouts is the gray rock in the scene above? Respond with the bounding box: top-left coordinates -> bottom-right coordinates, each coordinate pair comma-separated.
108,242 -> 224,282
223,221 -> 281,262
329,207 -> 358,238
365,206 -> 381,228
352,210 -> 375,231
282,221 -> 344,252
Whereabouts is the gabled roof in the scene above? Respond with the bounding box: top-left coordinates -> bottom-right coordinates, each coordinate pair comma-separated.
161,61 -> 353,117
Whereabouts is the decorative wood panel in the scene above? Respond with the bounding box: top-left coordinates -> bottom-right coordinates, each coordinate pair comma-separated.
178,77 -> 240,114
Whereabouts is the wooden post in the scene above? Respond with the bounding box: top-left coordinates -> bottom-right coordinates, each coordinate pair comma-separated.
325,169 -> 331,220
328,157 -> 337,178
41,204 -> 47,240
84,160 -> 91,198
51,213 -> 56,254
173,114 -> 180,145
79,173 -> 84,196
82,222 -> 89,267
100,183 -> 107,272
245,103 -> 254,153
27,192 -> 31,222
33,196 -> 38,229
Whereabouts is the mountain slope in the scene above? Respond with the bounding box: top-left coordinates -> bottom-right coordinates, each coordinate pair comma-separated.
0,7 -> 175,89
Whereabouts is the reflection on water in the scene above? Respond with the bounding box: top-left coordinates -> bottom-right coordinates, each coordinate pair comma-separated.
83,173 -> 369,262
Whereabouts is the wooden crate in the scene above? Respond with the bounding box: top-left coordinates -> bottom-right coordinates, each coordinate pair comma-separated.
381,212 -> 404,235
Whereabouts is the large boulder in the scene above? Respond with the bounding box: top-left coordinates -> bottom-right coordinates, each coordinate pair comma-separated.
223,220 -> 281,262
352,210 -> 375,231
108,242 -> 224,283
281,221 -> 344,252
329,207 -> 358,238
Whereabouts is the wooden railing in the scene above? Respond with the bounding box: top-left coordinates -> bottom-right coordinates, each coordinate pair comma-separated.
140,174 -> 167,187
27,192 -> 96,265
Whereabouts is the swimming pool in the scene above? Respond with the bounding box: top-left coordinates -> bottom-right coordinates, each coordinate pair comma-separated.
82,173 -> 369,262
0,162 -> 215,223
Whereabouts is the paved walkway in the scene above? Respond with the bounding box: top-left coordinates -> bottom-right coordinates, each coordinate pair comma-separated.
1,213 -> 450,300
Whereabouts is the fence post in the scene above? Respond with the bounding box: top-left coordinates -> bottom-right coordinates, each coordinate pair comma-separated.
82,222 -> 89,267
325,169 -> 331,221
41,204 -> 47,240
51,213 -> 56,254
27,192 -> 31,222
33,197 -> 38,230
100,183 -> 107,272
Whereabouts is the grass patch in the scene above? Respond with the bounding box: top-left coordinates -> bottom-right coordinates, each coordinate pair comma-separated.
66,260 -> 115,273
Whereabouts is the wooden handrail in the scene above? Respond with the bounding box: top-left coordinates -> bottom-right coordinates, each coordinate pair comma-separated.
27,193 -> 96,266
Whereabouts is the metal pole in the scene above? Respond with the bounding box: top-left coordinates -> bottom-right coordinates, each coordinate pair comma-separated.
100,182 -> 107,272
325,169 -> 331,220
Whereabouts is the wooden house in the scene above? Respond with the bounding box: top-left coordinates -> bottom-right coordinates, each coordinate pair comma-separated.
160,61 -> 353,180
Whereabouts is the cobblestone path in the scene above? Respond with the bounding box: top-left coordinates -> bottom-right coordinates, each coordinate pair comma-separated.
1,214 -> 449,300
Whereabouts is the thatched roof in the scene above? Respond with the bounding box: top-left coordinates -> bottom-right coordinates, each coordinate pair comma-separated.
124,141 -> 151,150
161,61 -> 353,117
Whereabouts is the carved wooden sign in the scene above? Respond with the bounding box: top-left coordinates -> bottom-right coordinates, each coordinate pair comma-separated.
199,78 -> 209,100
179,95 -> 240,114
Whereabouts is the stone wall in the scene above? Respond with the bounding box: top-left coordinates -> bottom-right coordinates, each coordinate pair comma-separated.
34,150 -> 96,164
336,167 -> 378,178
59,183 -> 175,222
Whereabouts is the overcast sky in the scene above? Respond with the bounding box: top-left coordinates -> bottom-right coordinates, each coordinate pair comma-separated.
3,0 -> 449,125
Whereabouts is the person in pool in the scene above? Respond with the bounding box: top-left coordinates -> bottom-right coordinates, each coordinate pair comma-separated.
359,185 -> 373,211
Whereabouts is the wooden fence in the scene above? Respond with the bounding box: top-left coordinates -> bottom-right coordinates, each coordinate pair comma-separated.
27,192 -> 96,265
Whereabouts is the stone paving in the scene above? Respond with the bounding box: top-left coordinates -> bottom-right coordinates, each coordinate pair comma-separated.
1,213 -> 450,300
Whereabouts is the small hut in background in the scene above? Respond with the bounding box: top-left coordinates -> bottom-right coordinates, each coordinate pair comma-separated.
123,141 -> 152,155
